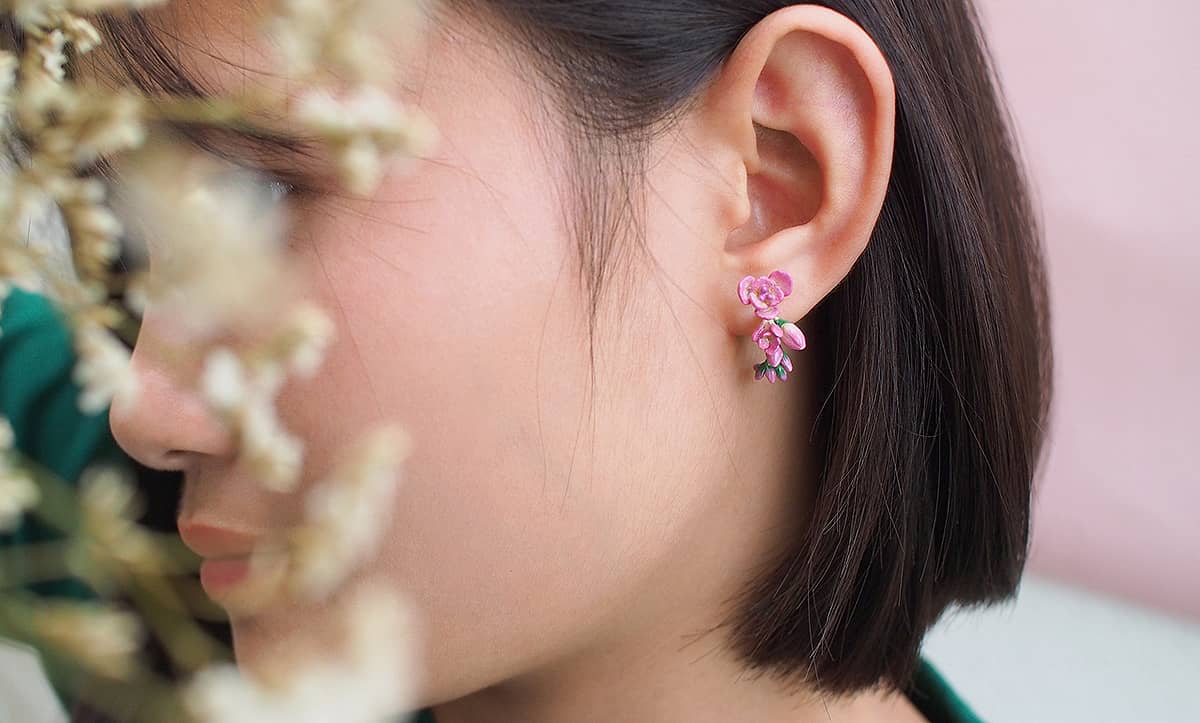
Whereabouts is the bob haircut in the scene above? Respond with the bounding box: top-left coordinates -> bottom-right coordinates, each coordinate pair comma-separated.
5,0 -> 1053,705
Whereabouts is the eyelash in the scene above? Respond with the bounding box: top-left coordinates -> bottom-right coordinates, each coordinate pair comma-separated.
260,171 -> 323,206
265,178 -> 296,203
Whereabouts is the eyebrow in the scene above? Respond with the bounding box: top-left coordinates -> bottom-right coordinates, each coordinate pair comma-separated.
152,116 -> 327,178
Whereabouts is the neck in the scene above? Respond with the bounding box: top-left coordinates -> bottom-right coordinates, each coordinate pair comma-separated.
429,601 -> 919,723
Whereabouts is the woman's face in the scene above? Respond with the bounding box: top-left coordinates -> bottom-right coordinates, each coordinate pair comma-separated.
109,0 -> 809,705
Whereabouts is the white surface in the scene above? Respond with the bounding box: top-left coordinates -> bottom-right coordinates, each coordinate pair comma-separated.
923,574 -> 1200,722
0,639 -> 67,723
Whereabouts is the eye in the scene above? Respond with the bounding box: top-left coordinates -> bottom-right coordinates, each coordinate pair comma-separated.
264,178 -> 295,204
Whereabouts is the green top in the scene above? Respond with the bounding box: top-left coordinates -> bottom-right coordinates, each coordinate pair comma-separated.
0,287 -> 124,600
909,658 -> 982,722
0,289 -> 983,722
0,288 -> 122,477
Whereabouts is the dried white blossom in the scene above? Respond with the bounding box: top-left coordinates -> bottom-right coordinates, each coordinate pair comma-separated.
295,85 -> 438,195
201,347 -> 248,416
0,466 -> 39,531
269,301 -> 336,379
0,1 -> 435,713
268,0 -> 437,195
196,303 -> 334,495
30,600 -> 144,680
72,322 -> 138,414
11,0 -> 168,33
0,246 -> 44,297
337,136 -> 384,197
0,50 -> 18,135
0,442 -> 41,532
39,90 -> 146,167
122,271 -> 149,316
62,199 -> 122,279
185,583 -> 418,723
75,465 -> 164,581
36,28 -> 67,80
241,391 -> 306,493
57,11 -> 101,53
112,143 -> 294,339
265,0 -> 427,86
288,424 -> 411,600
201,348 -> 306,494
15,29 -> 67,132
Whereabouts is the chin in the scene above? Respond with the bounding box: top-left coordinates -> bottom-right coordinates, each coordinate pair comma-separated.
226,605 -> 320,667
227,615 -> 274,665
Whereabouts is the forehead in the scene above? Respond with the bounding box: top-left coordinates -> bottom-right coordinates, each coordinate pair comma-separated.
88,1 -> 561,172
88,1 -> 569,212
134,0 -> 437,101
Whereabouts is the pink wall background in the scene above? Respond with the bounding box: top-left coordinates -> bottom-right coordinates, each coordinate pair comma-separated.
975,1 -> 1199,619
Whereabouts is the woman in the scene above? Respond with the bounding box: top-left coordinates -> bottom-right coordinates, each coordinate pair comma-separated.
59,0 -> 1052,720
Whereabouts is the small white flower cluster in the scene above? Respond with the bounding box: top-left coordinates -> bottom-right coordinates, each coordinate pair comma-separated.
192,422 -> 412,622
112,140 -> 338,492
1,1 -> 433,719
5,9 -> 146,275
1,7 -> 153,414
286,423 -> 412,600
74,465 -> 167,586
72,320 -> 138,414
185,582 -> 419,723
192,299 -> 335,493
8,0 -> 166,33
266,0 -> 423,86
268,0 -> 438,194
112,141 -> 294,339
201,352 -> 298,494
29,599 -> 145,680
296,84 -> 438,196
0,416 -> 40,532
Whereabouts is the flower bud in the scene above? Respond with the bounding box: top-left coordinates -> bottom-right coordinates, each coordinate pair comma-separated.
780,322 -> 807,351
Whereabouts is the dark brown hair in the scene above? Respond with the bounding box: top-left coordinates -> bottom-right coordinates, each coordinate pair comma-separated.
9,0 -> 1052,715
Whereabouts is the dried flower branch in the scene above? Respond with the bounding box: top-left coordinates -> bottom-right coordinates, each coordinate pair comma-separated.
30,599 -> 145,680
1,0 -> 435,717
0,417 -> 40,531
71,465 -> 168,587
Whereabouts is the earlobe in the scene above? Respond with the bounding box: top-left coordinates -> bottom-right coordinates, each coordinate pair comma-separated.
708,5 -> 896,334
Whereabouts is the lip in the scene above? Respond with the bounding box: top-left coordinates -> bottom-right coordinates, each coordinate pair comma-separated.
178,520 -> 267,599
199,557 -> 253,595
177,520 -> 262,559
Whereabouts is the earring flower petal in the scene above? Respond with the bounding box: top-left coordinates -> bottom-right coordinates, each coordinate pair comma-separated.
738,270 -> 793,320
739,270 -> 807,383
779,321 -> 806,351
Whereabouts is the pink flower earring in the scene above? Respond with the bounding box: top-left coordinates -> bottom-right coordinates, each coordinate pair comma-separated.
737,270 -> 807,383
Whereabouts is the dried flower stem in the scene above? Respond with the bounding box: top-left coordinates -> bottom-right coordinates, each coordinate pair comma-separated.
123,574 -> 225,674
3,1 -> 433,717
0,539 -> 76,588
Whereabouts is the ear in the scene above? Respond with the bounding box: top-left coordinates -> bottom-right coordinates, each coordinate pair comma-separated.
700,5 -> 896,333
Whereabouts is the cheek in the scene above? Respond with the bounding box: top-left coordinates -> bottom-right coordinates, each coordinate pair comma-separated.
267,156 -> 617,634
256,97 -> 727,693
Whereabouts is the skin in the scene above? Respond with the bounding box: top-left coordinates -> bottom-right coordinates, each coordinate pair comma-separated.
108,1 -> 924,721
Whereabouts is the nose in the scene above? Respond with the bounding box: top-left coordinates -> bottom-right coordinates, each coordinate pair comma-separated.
108,310 -> 235,471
